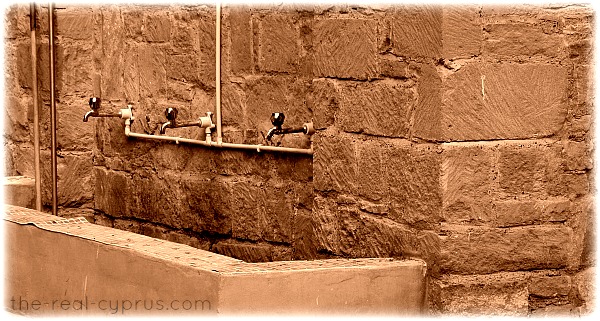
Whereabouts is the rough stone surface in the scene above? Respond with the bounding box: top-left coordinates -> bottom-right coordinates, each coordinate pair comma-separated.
2,3 -> 594,317
442,63 -> 568,141
312,196 -> 440,264
483,21 -> 564,60
57,153 -> 94,208
259,14 -> 298,73
435,272 -> 529,316
307,78 -> 339,130
386,140 -> 442,228
143,11 -> 171,43
389,5 -> 443,59
229,6 -> 252,74
572,267 -> 595,314
56,9 -> 96,40
442,6 -> 482,59
441,143 -> 495,224
338,80 -> 414,138
493,199 -> 572,227
440,225 -> 575,274
312,18 -> 378,79
94,167 -> 131,218
244,76 -> 311,133
529,275 -> 572,298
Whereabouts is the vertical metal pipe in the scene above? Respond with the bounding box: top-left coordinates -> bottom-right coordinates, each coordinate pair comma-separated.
215,2 -> 222,144
48,2 -> 58,216
30,2 -> 42,211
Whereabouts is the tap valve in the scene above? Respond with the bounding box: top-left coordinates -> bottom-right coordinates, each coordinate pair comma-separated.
160,108 -> 215,135
270,112 -> 285,129
165,107 -> 178,122
89,97 -> 101,110
83,97 -> 132,122
266,112 -> 314,143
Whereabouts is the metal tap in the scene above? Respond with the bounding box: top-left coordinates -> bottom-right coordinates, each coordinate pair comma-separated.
83,97 -> 126,122
265,112 -> 315,143
159,107 -> 215,135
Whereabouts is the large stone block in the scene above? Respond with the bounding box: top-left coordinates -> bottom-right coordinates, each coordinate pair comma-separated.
166,53 -> 200,83
440,225 -> 575,274
307,78 -> 339,130
529,275 -> 572,298
94,167 -> 131,218
440,63 -> 567,141
123,44 -> 139,102
101,7 -> 125,100
291,209 -> 320,260
312,196 -> 440,263
58,154 -> 94,208
228,6 -> 252,74
3,5 -> 28,40
413,63 -> 442,140
313,132 -> 357,194
180,175 -> 231,235
442,6 -> 482,59
493,198 -> 572,227
386,140 -> 443,228
562,140 -> 593,171
56,9 -> 96,40
435,272 -> 529,316
312,18 -> 378,79
497,141 -> 550,197
355,139 -> 388,201
338,80 -> 414,138
197,13 -> 216,88
3,95 -> 31,143
138,44 -> 167,99
220,83 -> 244,126
483,22 -> 564,60
572,267 -> 595,314
122,9 -> 143,40
563,6 -> 594,61
389,5 -> 442,59
57,98 -> 95,152
216,177 -> 295,244
569,64 -> 594,118
258,14 -> 298,73
143,11 -> 171,43
57,42 -> 95,96
441,143 -> 495,224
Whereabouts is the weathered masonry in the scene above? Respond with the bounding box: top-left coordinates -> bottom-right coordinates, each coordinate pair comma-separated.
3,3 -> 594,316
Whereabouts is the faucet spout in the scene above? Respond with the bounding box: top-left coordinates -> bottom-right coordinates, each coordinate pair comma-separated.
160,121 -> 173,135
83,110 -> 97,122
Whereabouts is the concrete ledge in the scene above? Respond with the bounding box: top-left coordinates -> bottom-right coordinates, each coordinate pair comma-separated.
3,205 -> 427,316
3,176 -> 35,209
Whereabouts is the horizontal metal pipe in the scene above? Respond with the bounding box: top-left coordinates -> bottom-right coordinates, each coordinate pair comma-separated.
124,126 -> 313,155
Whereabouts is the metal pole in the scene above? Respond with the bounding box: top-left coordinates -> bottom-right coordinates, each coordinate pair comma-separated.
30,2 -> 42,211
215,2 -> 222,144
48,2 -> 58,216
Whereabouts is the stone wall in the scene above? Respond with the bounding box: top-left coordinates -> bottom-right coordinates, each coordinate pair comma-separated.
3,2 -> 594,316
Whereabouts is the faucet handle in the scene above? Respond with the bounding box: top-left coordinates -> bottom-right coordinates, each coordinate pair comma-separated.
165,107 -> 178,121
270,112 -> 285,128
89,97 -> 101,110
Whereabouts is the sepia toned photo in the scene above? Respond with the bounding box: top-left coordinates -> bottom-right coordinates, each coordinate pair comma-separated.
1,0 -> 595,317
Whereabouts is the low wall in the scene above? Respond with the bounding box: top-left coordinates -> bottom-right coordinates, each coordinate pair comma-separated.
4,205 -> 427,316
